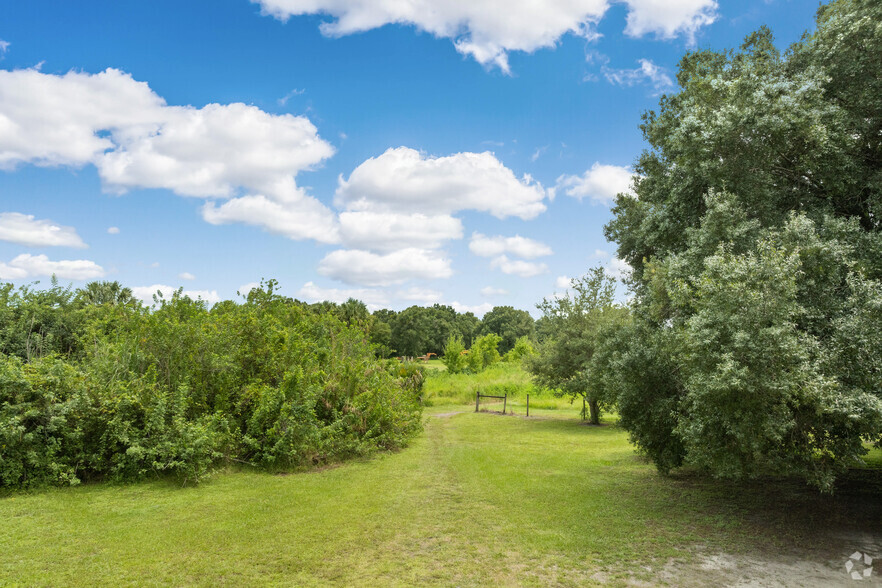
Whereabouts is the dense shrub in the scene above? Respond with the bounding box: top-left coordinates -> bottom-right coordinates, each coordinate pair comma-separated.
466,333 -> 501,373
441,334 -> 467,374
0,282 -> 422,489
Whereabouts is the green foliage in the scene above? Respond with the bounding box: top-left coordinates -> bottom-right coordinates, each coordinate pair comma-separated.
503,336 -> 535,363
604,0 -> 882,490
421,362 -> 557,407
466,333 -> 501,373
75,281 -> 136,307
0,280 -> 423,489
382,305 -> 482,357
526,267 -> 629,424
441,334 -> 467,374
388,360 -> 426,400
478,306 -> 534,354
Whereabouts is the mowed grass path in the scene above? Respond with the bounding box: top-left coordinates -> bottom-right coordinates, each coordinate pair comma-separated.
2,406 -> 881,586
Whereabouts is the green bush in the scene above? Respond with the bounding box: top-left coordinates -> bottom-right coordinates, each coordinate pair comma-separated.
466,333 -> 501,373
441,334 -> 467,374
503,336 -> 535,363
0,281 -> 423,489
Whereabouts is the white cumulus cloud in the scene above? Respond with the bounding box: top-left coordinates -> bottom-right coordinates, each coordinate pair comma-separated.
606,256 -> 632,280
557,162 -> 634,204
178,272 -> 196,281
254,0 -> 609,72
489,255 -> 548,278
480,286 -> 508,297
238,282 -> 262,296
469,232 -> 552,259
254,0 -> 716,72
318,248 -> 453,287
555,275 -> 572,289
201,189 -> 340,244
0,253 -> 104,280
450,301 -> 494,317
396,287 -> 442,304
131,284 -> 221,305
339,211 -> 463,252
623,0 -> 717,44
335,147 -> 548,220
0,68 -> 338,242
298,281 -> 390,309
0,212 -> 87,248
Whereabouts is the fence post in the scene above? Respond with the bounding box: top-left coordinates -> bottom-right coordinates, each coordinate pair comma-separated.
527,394 -> 529,417
503,393 -> 507,415
475,392 -> 480,412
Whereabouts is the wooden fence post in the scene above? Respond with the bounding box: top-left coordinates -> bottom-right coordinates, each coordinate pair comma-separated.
475,392 -> 480,412
503,394 -> 507,415
527,394 -> 529,417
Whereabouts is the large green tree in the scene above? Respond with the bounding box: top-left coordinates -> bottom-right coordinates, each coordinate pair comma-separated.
604,0 -> 882,489
478,306 -> 534,354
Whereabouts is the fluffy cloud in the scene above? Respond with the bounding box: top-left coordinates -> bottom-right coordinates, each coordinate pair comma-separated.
0,68 -> 338,241
254,0 -> 716,72
324,147 -> 549,285
97,103 -> 334,198
603,58 -> 673,94
254,0 -> 609,72
297,282 -> 441,309
469,233 -> 552,259
450,301 -> 494,317
201,190 -> 341,244
339,211 -> 462,252
555,275 -> 572,289
606,256 -> 632,280
0,68 -> 163,168
298,281 -> 390,309
178,272 -> 196,281
107,226 -> 120,235
0,212 -> 87,248
238,282 -> 261,296
396,287 -> 442,304
318,248 -> 453,287
131,284 -> 221,305
335,147 -> 548,220
623,0 -> 717,44
489,255 -> 548,278
0,253 -> 104,280
480,286 -> 508,297
557,162 -> 634,204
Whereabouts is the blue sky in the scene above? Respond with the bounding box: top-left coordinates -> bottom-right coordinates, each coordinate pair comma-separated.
0,0 -> 818,315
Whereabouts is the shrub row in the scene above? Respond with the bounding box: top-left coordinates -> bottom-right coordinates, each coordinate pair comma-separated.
0,283 -> 422,488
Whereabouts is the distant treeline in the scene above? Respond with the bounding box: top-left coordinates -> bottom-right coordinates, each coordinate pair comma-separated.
0,279 -> 423,489
314,300 -> 538,358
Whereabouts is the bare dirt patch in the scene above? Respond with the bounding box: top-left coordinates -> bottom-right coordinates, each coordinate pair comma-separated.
650,537 -> 882,587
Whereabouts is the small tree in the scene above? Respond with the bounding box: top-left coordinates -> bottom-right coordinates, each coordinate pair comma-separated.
466,333 -> 501,373
441,334 -> 467,374
503,336 -> 535,363
526,267 -> 628,424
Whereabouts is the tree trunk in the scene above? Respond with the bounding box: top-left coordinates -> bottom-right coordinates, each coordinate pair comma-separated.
588,399 -> 600,425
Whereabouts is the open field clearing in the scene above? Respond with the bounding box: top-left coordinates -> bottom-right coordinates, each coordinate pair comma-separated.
2,404 -> 880,586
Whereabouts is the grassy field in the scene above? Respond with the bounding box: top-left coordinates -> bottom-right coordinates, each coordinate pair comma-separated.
422,361 -> 574,410
2,390 -> 881,586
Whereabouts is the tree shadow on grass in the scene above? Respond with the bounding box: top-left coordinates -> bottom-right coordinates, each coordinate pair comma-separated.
659,466 -> 882,556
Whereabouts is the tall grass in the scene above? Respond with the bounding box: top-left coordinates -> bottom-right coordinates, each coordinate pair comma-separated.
422,361 -> 572,410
